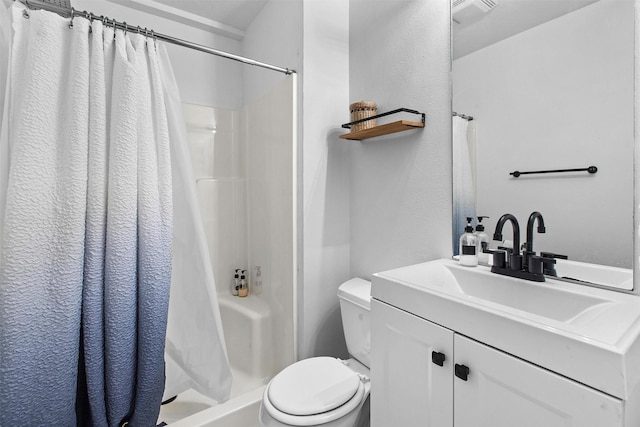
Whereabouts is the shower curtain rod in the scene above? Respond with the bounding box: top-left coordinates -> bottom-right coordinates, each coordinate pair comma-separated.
452,111 -> 473,121
19,0 -> 296,75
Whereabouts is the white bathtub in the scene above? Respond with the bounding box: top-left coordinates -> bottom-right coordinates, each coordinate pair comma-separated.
161,293 -> 273,426
218,293 -> 273,383
166,386 -> 264,427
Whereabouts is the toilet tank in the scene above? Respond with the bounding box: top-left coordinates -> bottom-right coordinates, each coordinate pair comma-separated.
337,278 -> 372,368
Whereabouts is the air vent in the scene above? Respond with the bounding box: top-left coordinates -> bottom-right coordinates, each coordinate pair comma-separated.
452,0 -> 498,25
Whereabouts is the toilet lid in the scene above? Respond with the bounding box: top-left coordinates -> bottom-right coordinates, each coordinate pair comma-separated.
268,357 -> 361,416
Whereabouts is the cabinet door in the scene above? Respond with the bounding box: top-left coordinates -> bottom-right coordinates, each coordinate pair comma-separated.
371,300 -> 454,427
454,335 -> 623,427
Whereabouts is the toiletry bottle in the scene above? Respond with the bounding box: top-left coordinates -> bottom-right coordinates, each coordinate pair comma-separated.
475,216 -> 490,264
232,269 -> 240,296
253,266 -> 263,295
238,270 -> 248,297
459,217 -> 478,267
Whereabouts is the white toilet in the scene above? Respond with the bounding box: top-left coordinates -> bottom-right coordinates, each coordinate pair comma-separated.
259,278 -> 372,427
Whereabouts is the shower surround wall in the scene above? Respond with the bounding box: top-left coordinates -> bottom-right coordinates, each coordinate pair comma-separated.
184,104 -> 246,292
184,75 -> 296,396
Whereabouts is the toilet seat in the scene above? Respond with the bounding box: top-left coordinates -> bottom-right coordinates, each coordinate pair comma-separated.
263,357 -> 367,426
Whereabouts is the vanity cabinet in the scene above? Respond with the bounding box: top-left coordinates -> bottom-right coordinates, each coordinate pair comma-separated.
371,300 -> 623,427
371,299 -> 453,426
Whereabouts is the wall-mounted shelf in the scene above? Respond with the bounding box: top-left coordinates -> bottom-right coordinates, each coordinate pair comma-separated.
339,108 -> 425,141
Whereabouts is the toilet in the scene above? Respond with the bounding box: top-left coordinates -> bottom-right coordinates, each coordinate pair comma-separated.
259,278 -> 372,427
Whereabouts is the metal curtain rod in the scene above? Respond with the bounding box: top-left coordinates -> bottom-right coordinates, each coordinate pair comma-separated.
19,0 -> 296,75
452,111 -> 473,121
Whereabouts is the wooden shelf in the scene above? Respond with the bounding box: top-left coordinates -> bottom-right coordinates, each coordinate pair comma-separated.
339,119 -> 425,141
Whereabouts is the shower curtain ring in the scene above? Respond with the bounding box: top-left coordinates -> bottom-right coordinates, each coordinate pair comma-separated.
22,9 -> 29,19
68,8 -> 75,29
123,22 -> 128,34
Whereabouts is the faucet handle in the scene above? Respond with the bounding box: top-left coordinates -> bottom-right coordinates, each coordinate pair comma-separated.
541,257 -> 557,277
541,251 -> 568,260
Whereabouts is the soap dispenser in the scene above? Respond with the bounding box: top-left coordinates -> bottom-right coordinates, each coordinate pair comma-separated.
231,269 -> 240,296
459,217 -> 478,267
238,270 -> 249,297
475,216 -> 490,264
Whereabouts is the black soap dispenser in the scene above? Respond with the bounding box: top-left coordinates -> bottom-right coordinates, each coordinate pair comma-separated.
459,217 -> 478,267
474,216 -> 490,264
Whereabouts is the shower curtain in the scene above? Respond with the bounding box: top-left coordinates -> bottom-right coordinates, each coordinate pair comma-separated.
160,43 -> 232,404
0,3 -> 230,426
452,116 -> 477,255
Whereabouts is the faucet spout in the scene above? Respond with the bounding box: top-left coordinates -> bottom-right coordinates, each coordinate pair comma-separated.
493,214 -> 520,256
525,211 -> 546,254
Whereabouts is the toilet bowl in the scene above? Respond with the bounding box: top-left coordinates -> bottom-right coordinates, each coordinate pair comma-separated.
259,278 -> 372,427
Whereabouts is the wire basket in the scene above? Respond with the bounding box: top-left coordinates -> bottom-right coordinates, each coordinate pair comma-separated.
350,101 -> 377,133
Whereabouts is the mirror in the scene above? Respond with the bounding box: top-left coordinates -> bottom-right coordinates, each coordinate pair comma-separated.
451,0 -> 634,284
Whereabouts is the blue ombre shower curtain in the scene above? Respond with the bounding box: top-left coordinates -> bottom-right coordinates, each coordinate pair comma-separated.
0,4 -> 172,426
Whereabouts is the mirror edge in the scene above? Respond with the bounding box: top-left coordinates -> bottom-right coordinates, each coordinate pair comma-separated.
633,0 -> 639,294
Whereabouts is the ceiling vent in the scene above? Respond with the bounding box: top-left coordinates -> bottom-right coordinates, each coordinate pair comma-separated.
452,0 -> 498,25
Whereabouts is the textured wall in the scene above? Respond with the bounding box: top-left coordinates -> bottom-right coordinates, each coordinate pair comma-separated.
300,0 -> 351,359
349,0 -> 453,279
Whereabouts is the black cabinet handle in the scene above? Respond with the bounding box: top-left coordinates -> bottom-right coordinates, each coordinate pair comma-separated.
432,351 -> 446,367
455,363 -> 470,381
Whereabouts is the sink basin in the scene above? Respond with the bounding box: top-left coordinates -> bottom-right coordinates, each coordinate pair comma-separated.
372,258 -> 640,400
446,264 -> 613,322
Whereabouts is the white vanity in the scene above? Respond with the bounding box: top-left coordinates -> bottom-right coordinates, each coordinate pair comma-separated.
371,258 -> 640,426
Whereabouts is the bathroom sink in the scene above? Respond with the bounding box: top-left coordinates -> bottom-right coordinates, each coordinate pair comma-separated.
372,258 -> 640,400
445,264 -> 613,322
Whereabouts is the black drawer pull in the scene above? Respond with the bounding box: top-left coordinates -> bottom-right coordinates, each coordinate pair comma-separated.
431,351 -> 446,367
455,363 -> 469,381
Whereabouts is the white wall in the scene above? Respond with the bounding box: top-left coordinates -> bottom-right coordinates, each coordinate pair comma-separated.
294,0 -> 453,360
349,0 -> 453,278
453,0 -> 634,268
299,0 -> 351,359
74,0 -> 243,108
242,0 -> 302,106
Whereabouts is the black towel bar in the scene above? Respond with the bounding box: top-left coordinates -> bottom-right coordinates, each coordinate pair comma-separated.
510,166 -> 598,178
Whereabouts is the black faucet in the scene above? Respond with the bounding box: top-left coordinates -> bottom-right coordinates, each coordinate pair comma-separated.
491,213 -> 545,282
493,214 -> 521,263
525,211 -> 545,255
523,211 -> 546,273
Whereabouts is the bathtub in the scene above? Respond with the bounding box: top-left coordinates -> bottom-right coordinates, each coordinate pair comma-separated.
166,386 -> 264,427
160,293 -> 273,426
